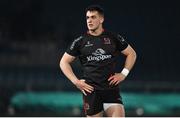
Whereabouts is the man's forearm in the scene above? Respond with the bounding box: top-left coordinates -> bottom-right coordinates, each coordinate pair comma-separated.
60,61 -> 79,84
120,51 -> 136,77
124,50 -> 137,71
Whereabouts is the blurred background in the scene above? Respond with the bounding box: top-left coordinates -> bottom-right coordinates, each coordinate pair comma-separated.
0,0 -> 180,116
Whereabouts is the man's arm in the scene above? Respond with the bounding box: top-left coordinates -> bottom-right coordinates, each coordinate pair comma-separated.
108,45 -> 137,85
60,52 -> 94,95
121,45 -> 137,71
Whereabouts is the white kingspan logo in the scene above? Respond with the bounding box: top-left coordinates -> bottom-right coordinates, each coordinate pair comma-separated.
87,48 -> 112,61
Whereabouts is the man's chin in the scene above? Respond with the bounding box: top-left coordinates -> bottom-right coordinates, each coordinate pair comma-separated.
89,28 -> 96,32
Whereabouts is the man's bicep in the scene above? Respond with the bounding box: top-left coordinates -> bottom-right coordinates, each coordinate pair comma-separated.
121,45 -> 136,56
61,52 -> 76,63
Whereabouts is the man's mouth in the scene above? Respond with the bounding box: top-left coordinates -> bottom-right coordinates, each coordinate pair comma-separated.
88,24 -> 93,27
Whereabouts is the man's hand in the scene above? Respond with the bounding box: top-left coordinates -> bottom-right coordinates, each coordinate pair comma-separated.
73,79 -> 94,96
108,73 -> 126,86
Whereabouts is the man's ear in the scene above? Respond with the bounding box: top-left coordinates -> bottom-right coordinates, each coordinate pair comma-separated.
100,17 -> 104,24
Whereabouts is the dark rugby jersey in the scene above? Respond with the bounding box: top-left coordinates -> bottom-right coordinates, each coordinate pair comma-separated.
66,31 -> 128,90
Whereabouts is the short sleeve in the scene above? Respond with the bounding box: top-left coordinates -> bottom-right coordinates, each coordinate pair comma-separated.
66,36 -> 83,56
116,34 -> 128,51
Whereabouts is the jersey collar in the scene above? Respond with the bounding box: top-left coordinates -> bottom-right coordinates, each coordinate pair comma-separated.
87,29 -> 105,36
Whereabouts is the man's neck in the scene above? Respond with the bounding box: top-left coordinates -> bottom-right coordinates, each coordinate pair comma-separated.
88,27 -> 104,36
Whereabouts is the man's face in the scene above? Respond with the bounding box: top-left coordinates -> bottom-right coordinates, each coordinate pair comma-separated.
86,11 -> 104,31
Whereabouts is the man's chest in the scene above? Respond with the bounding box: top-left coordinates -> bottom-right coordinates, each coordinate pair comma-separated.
80,37 -> 116,56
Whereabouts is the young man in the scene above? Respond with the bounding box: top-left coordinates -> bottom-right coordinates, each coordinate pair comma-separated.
60,5 -> 137,117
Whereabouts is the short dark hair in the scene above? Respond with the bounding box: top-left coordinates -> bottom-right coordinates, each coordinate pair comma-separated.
85,5 -> 104,17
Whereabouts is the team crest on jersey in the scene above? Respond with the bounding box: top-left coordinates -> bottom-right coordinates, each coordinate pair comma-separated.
85,41 -> 93,47
103,37 -> 111,44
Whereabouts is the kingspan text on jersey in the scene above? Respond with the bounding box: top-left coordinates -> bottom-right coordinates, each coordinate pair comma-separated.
87,55 -> 112,61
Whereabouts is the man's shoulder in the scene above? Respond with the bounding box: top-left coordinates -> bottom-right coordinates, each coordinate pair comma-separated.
104,30 -> 125,39
74,33 -> 89,40
104,30 -> 119,38
73,35 -> 86,42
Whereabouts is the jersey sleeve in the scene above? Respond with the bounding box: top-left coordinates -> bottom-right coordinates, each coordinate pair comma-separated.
116,34 -> 128,51
66,36 -> 83,57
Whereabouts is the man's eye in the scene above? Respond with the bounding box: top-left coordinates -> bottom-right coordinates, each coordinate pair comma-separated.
92,16 -> 96,19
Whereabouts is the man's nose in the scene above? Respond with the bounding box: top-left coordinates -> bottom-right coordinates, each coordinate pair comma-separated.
87,18 -> 92,23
